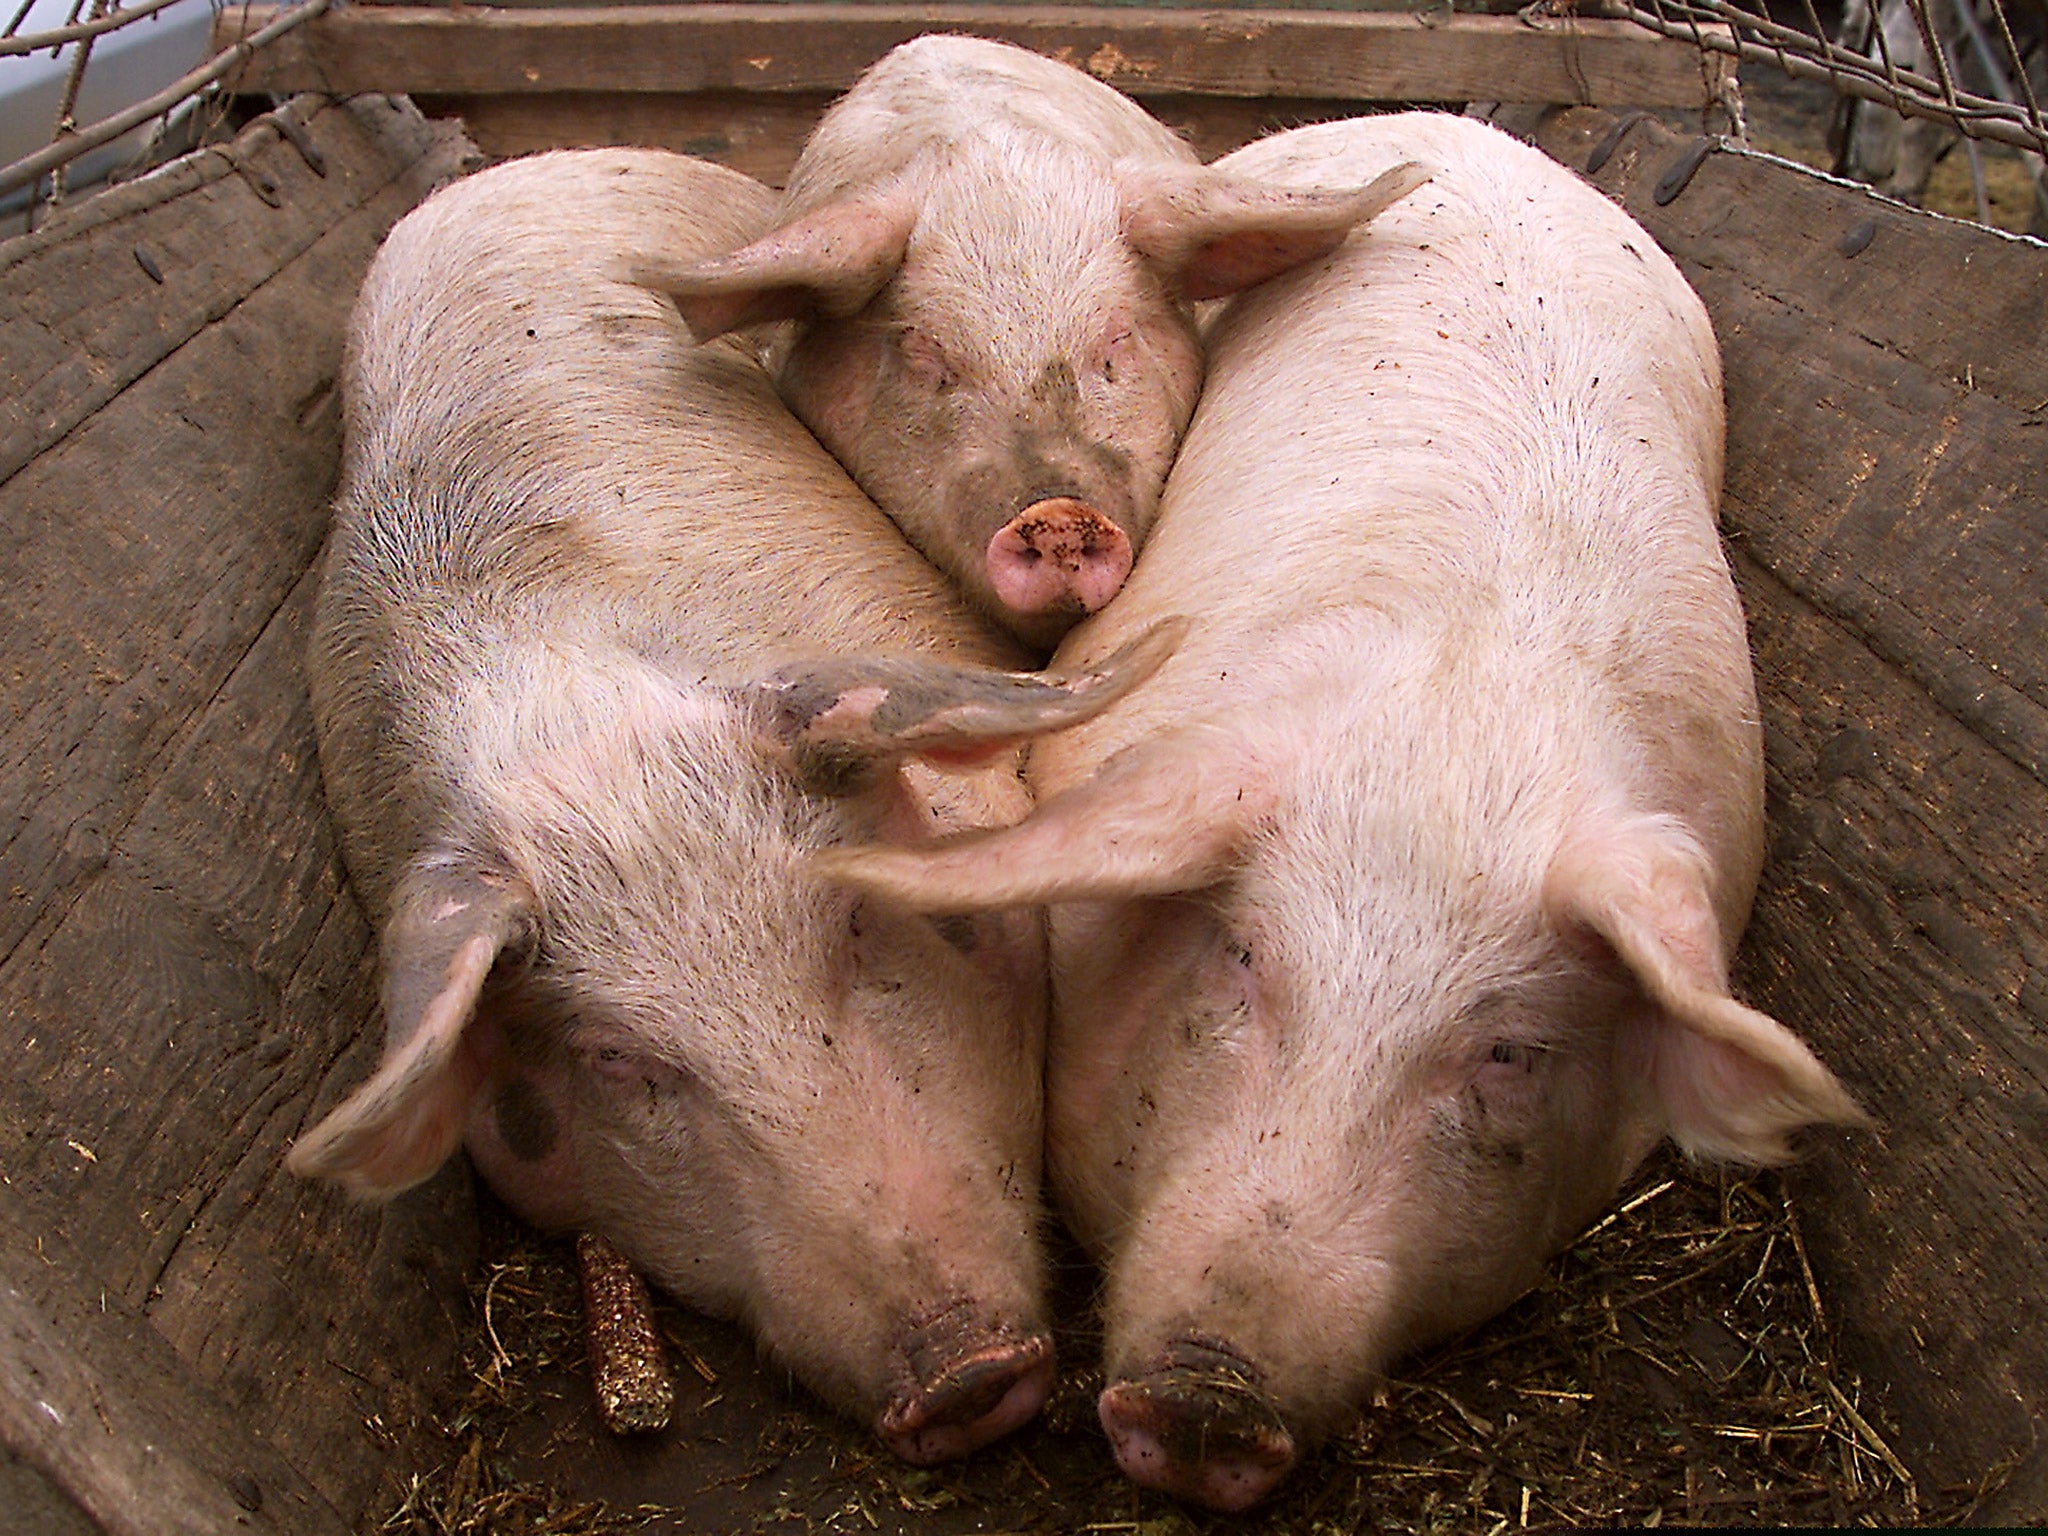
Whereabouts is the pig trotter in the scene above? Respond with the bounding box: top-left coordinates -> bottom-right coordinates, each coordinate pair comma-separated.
577,1232 -> 675,1435
878,1330 -> 1055,1465
1098,1338 -> 1297,1512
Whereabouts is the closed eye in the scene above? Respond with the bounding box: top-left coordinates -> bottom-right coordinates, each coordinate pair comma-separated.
1100,330 -> 1133,382
897,327 -> 959,389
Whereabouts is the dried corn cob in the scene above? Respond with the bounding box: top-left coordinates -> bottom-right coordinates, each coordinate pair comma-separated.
576,1232 -> 674,1434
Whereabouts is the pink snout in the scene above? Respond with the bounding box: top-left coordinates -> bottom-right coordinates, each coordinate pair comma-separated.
877,1331 -> 1055,1465
1098,1340 -> 1298,1511
985,498 -> 1133,619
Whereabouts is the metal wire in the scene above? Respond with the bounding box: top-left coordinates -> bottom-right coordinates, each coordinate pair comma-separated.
0,0 -> 191,58
0,0 -> 334,200
1615,0 -> 2048,158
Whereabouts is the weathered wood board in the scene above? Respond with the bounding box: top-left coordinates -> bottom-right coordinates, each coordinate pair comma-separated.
214,2 -> 1733,109
405,86 -> 1413,180
1530,106 -> 2048,1518
2,51 -> 2041,1530
0,96 -> 482,1532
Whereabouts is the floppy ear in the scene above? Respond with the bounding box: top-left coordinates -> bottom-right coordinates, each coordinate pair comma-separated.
813,721 -> 1272,912
1120,158 -> 1432,301
752,619 -> 1184,792
1547,817 -> 1868,1165
287,858 -> 539,1198
632,190 -> 918,340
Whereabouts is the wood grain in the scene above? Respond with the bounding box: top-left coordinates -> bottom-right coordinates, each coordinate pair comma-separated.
1535,105 -> 2048,1508
212,4 -> 1731,108
0,1183 -> 353,1536
0,96 -> 482,1529
419,87 -> 1402,182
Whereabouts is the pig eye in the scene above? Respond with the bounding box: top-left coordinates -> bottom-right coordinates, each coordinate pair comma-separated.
898,329 -> 958,390
1098,329 -> 1134,383
1226,939 -> 1254,971
1486,1041 -> 1542,1072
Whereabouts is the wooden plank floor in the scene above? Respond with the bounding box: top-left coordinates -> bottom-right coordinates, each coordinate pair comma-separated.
1,76 -> 2041,1528
0,96 -> 482,1530
1533,105 -> 2048,1518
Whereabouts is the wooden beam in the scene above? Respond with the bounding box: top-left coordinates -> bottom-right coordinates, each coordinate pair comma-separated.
0,1184 -> 353,1536
416,87 -> 1432,184
214,4 -> 1731,108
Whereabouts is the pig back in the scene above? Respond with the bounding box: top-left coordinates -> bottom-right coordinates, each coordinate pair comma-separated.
1037,112 -> 1755,898
314,149 -> 1032,913
780,34 -> 1197,215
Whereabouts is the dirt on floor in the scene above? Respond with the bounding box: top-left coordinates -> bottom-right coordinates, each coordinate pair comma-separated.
371,1149 -> 2010,1536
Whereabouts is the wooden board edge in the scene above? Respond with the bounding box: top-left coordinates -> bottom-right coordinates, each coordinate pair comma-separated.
213,4 -> 1732,107
0,1183 -> 354,1536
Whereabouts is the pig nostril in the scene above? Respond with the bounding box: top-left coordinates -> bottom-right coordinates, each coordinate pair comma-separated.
878,1333 -> 1054,1465
985,497 -> 1133,618
1098,1365 -> 1298,1512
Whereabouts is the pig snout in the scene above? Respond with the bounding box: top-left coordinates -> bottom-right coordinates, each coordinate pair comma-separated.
985,497 -> 1134,621
1098,1336 -> 1298,1512
877,1304 -> 1055,1464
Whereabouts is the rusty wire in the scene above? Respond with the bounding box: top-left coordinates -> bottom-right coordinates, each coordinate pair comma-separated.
1616,0 -> 2048,157
0,0 -> 333,203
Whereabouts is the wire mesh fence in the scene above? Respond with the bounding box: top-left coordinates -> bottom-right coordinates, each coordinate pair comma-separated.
3,2 -> 2040,244
0,0 -> 330,219
1618,0 -> 2046,225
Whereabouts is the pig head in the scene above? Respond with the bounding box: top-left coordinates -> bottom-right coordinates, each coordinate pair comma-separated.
292,633 -> 1173,1463
637,35 -> 1431,650
286,145 -> 1174,1464
815,112 -> 1867,1505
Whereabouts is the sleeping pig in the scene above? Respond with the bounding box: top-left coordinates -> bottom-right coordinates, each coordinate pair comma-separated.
638,34 -> 1428,650
287,146 -> 1172,1465
816,112 -> 1867,1505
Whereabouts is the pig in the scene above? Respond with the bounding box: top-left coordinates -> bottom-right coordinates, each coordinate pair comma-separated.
635,34 -> 1430,651
815,111 -> 1868,1506
284,146 -> 1175,1465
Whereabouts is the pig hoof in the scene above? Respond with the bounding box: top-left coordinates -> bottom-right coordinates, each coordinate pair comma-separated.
1097,1348 -> 1297,1512
877,1333 -> 1055,1464
986,498 -> 1133,619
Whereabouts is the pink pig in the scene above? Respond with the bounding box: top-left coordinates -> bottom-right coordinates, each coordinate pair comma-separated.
818,112 -> 1867,1506
287,147 -> 1173,1465
639,35 -> 1428,650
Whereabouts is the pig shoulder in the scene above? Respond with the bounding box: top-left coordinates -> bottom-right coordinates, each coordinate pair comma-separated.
1040,113 -> 1751,876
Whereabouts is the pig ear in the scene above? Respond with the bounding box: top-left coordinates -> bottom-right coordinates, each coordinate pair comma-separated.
813,722 -> 1271,911
1120,158 -> 1433,302
1547,818 -> 1868,1165
632,191 -> 918,340
286,858 -> 539,1199
752,619 -> 1185,790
